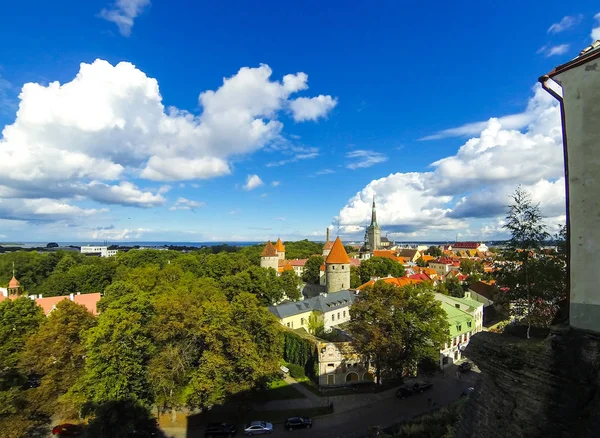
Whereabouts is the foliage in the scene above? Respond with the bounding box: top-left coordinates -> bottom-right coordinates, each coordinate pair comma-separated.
437,277 -> 464,298
426,246 -> 443,258
302,255 -> 324,285
19,300 -> 96,417
82,399 -> 160,438
279,270 -> 302,301
415,257 -> 427,267
350,266 -> 362,289
358,257 -> 405,285
349,282 -> 448,383
495,187 -> 565,338
386,397 -> 467,437
286,363 -> 306,379
307,312 -> 325,337
220,265 -> 282,304
282,331 -> 317,377
283,240 -> 323,259
459,259 -> 483,276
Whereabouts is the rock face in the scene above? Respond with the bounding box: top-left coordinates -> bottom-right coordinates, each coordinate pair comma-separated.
456,328 -> 600,438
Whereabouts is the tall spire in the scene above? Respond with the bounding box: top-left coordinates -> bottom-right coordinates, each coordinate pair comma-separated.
326,227 -> 330,243
12,261 -> 15,278
371,195 -> 377,226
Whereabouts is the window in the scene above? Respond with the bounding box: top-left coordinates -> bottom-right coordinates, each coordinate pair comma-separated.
301,318 -> 305,326
342,265 -> 345,269
332,266 -> 335,270
337,312 -> 340,320
467,321 -> 472,328
453,338 -> 457,346
328,363 -> 334,367
332,314 -> 335,321
457,325 -> 462,331
343,311 -> 346,318
455,304 -> 460,308
286,322 -> 291,328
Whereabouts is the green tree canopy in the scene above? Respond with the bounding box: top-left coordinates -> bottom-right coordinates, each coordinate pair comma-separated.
357,257 -> 405,285
279,270 -> 302,301
348,282 -> 448,383
302,255 -> 324,285
426,246 -> 443,257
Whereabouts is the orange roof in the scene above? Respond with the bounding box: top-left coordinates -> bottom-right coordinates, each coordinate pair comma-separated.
421,255 -> 434,262
421,268 -> 437,276
8,276 -> 20,288
373,250 -> 396,258
275,238 -> 285,252
73,293 -> 101,315
36,296 -> 69,316
320,264 -> 326,271
325,237 -> 350,264
261,241 -> 278,257
288,259 -> 308,266
349,258 -> 361,267
323,241 -> 334,250
357,276 -> 422,290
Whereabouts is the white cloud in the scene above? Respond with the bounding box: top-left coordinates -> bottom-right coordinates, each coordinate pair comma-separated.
289,95 -> 337,122
346,150 -> 388,169
548,15 -> 583,34
592,12 -> 600,41
266,146 -> 319,167
538,44 -> 570,57
0,60 -> 335,223
0,198 -> 106,222
90,227 -> 149,241
168,197 -> 205,211
99,0 -> 150,37
243,174 -> 264,191
336,84 -> 565,240
314,169 -> 335,176
271,181 -> 280,187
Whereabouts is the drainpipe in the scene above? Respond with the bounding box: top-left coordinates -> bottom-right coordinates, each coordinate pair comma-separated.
538,74 -> 570,323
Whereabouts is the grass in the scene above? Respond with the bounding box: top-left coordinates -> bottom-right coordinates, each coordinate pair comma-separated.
383,397 -> 468,437
261,378 -> 306,401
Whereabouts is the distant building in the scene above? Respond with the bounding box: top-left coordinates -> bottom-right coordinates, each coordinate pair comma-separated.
452,242 -> 488,254
317,341 -> 375,386
80,246 -> 118,258
364,197 -> 381,251
267,289 -> 355,333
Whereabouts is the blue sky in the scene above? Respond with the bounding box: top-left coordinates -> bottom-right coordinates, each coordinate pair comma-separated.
0,1 -> 598,243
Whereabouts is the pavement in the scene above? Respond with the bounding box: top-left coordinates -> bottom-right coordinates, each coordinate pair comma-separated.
161,366 -> 479,438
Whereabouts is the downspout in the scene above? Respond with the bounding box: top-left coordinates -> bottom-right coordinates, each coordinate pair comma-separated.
538,74 -> 570,323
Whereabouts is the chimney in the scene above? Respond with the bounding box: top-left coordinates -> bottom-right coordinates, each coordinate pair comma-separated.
326,227 -> 330,243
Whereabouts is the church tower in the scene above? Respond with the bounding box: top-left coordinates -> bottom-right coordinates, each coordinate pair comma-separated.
260,241 -> 280,271
325,237 -> 351,293
365,196 -> 381,251
7,263 -> 21,296
275,238 -> 285,260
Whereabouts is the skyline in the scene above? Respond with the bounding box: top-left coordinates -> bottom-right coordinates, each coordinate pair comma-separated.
1,1 -> 599,242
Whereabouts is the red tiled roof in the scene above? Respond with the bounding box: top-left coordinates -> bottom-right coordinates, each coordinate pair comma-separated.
323,241 -> 334,250
8,276 -> 20,288
72,293 -> 101,315
325,237 -> 350,264
453,242 -> 480,249
349,258 -> 361,267
36,296 -> 69,315
409,273 -> 431,281
357,276 -> 423,291
288,259 -> 308,266
261,241 -> 278,257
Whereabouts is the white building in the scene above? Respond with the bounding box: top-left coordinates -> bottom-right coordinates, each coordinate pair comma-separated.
80,246 -> 118,258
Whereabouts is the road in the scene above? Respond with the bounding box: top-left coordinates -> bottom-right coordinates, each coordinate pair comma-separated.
162,369 -> 479,438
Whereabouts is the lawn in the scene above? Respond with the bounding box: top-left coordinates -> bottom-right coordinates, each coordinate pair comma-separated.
261,378 -> 306,401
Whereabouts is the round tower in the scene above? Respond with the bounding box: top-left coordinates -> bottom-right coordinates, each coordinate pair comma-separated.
260,241 -> 280,271
325,237 -> 351,293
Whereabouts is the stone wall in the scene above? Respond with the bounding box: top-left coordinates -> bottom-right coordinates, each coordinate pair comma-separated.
456,328 -> 600,438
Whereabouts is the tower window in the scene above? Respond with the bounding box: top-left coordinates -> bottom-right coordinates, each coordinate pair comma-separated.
342,265 -> 344,269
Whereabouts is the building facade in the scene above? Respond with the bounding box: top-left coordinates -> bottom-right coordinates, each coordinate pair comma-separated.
80,246 -> 118,257
317,341 -> 375,386
260,241 -> 280,271
325,237 -> 351,293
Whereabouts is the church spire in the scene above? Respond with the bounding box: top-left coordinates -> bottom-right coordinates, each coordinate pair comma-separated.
371,195 -> 377,226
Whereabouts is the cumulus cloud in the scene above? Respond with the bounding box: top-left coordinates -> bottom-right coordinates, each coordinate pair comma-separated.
90,227 -> 149,241
336,84 -> 565,240
168,197 -> 205,211
289,95 -> 337,122
538,44 -> 570,57
0,198 -> 106,222
346,150 -> 388,169
0,59 -> 335,223
548,15 -> 583,34
592,13 -> 600,41
99,0 -> 150,36
243,174 -> 264,190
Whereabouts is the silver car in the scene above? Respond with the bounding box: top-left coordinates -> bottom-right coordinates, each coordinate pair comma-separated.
244,421 -> 273,435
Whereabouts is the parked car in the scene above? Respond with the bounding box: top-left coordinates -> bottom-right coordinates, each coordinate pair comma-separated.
396,381 -> 433,399
458,362 -> 472,373
461,387 -> 475,397
205,422 -> 237,437
51,423 -> 84,436
285,417 -> 312,430
244,421 -> 273,435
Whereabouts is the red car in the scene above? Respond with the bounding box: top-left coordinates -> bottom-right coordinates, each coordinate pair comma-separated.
51,423 -> 84,436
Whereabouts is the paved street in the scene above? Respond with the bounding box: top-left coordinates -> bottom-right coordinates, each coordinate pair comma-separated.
162,368 -> 479,438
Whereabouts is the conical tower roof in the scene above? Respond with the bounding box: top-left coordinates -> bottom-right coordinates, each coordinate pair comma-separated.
275,238 -> 285,252
325,237 -> 350,264
8,276 -> 20,288
261,241 -> 278,257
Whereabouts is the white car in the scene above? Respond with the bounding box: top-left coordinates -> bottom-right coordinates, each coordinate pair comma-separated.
244,421 -> 273,435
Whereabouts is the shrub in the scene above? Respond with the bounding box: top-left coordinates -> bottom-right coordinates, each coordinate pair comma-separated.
287,363 -> 306,379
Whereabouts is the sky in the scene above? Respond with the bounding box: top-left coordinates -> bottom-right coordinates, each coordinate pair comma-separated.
0,1 -> 599,243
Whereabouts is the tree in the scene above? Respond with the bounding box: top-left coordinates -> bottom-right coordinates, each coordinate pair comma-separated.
358,257 -> 405,285
46,243 -> 58,248
459,259 -> 483,276
426,246 -> 442,257
302,256 -> 324,285
307,312 -> 324,336
437,277 -> 464,298
495,187 -> 564,338
279,270 -> 301,301
19,300 -> 96,417
416,257 -> 427,268
350,266 -> 362,289
348,282 -> 448,384
82,399 -> 160,438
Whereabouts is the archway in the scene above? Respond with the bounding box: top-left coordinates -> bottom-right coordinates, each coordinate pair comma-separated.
346,372 -> 359,383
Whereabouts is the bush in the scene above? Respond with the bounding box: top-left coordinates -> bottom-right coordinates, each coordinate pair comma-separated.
286,363 -> 306,379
